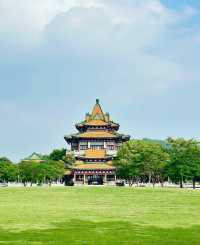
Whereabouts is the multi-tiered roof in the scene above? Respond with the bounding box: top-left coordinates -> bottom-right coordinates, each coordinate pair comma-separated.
65,99 -> 129,143
64,99 -> 130,171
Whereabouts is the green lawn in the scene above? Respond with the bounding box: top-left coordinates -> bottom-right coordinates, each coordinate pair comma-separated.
0,187 -> 200,244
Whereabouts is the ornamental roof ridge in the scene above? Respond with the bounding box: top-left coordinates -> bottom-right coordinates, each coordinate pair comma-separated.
90,99 -> 105,121
75,99 -> 120,129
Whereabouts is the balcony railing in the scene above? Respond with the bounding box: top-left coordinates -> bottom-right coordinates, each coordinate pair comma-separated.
106,150 -> 117,157
73,150 -> 85,157
67,149 -> 118,157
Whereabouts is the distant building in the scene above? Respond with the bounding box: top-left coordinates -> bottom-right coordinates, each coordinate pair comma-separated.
22,153 -> 45,163
64,99 -> 130,185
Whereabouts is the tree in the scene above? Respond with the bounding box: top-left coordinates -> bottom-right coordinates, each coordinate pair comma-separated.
44,160 -> 65,186
139,142 -> 169,187
18,160 -> 65,186
0,157 -> 12,163
167,138 -> 200,188
18,161 -> 39,186
63,153 -> 75,169
48,149 -> 66,161
0,158 -> 18,183
114,141 -> 143,185
114,140 -> 169,186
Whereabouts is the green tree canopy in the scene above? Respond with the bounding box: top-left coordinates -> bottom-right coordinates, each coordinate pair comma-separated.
114,140 -> 169,186
18,161 -> 39,186
0,157 -> 12,163
44,160 -> 65,185
63,154 -> 75,168
0,158 -> 18,183
167,138 -> 200,188
48,149 -> 66,161
18,160 -> 65,186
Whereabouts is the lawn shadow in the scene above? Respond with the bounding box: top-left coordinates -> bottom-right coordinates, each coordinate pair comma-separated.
0,219 -> 200,245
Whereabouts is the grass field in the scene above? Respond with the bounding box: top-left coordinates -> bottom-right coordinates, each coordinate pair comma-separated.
0,187 -> 200,245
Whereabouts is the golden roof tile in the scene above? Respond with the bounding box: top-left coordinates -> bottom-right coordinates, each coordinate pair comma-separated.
79,131 -> 116,138
85,119 -> 108,126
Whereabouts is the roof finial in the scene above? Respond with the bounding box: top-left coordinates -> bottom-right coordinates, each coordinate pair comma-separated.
96,98 -> 99,104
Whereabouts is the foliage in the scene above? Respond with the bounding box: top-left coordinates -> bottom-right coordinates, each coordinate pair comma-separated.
167,138 -> 200,188
18,160 -> 65,186
142,138 -> 170,149
48,148 -> 66,161
0,157 -> 12,163
2,137 -> 200,188
114,140 -> 169,186
18,161 -> 38,186
63,153 -> 75,168
115,138 -> 200,188
0,158 -> 18,182
44,160 -> 65,185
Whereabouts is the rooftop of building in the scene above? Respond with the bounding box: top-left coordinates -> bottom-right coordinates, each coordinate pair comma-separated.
77,131 -> 117,138
75,99 -> 119,129
64,99 -> 131,142
65,131 -> 130,140
22,152 -> 45,162
72,163 -> 116,170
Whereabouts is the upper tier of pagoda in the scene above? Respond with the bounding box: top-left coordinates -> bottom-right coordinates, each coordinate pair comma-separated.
64,99 -> 130,143
75,99 -> 119,132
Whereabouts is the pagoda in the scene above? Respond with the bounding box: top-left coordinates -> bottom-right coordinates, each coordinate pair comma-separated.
64,99 -> 130,185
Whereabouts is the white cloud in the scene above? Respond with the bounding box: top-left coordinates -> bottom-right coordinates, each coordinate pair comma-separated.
0,0 -> 100,32
0,0 -> 199,100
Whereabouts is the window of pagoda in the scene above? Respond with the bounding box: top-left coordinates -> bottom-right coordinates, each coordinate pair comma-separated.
90,141 -> 104,150
106,141 -> 116,150
79,141 -> 88,150
71,142 -> 78,150
107,145 -> 114,150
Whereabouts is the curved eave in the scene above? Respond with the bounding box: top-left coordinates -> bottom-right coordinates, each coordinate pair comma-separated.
78,136 -> 117,139
75,123 -> 85,131
75,125 -> 119,131
65,134 -> 130,142
77,156 -> 113,161
121,135 -> 131,141
109,122 -> 119,127
75,121 -> 119,130
72,165 -> 116,171
64,135 -> 74,143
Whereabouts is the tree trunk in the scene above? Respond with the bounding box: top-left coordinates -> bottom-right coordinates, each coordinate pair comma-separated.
193,178 -> 196,189
152,175 -> 156,188
129,180 -> 133,186
180,178 -> 183,188
148,173 -> 151,184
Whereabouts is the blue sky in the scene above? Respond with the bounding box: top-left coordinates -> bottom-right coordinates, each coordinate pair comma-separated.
0,0 -> 200,161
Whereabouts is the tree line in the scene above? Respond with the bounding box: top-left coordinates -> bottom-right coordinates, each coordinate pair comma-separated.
1,138 -> 200,188
0,149 -> 75,186
114,138 -> 200,188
